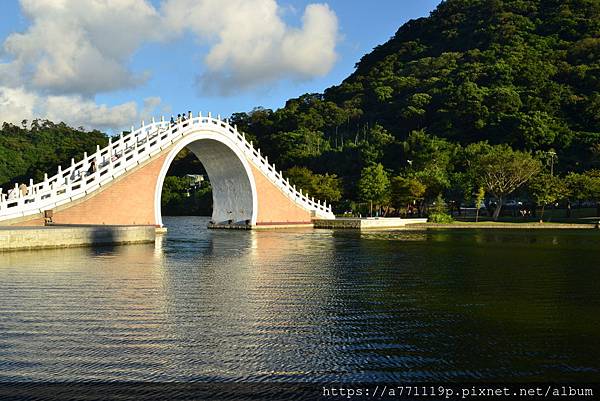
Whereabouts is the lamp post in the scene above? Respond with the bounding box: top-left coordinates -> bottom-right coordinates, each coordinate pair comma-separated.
548,150 -> 557,176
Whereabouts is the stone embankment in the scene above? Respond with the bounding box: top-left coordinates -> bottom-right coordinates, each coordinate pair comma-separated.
0,225 -> 155,252
313,218 -> 428,229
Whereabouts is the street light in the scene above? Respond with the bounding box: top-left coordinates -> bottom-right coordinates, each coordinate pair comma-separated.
548,150 -> 557,176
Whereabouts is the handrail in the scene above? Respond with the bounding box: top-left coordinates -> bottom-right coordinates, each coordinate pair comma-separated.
0,113 -> 335,220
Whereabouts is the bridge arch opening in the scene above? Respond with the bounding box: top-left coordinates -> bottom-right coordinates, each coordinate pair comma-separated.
154,132 -> 258,227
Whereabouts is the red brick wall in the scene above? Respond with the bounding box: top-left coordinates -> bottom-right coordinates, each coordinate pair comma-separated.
251,164 -> 313,224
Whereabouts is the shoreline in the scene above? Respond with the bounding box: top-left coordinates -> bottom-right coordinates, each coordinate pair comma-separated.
404,222 -> 599,230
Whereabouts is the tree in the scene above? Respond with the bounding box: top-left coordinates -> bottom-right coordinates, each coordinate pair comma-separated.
390,176 -> 426,215
428,194 -> 454,223
565,171 -> 600,216
285,166 -> 343,204
357,163 -> 390,216
474,186 -> 485,222
527,173 -> 567,221
470,145 -> 541,220
270,128 -> 327,166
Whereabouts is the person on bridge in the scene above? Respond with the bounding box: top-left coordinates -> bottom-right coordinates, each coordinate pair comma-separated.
170,116 -> 175,126
19,183 -> 28,197
87,159 -> 97,175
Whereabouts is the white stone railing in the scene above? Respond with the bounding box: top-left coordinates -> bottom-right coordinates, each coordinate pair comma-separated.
0,113 -> 335,222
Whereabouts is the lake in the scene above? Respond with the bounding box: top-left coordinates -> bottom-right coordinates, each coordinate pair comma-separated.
0,216 -> 599,383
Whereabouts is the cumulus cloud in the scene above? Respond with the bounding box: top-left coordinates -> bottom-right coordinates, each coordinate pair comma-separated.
1,0 -> 161,96
162,0 -> 339,94
0,0 -> 339,129
0,87 -> 160,132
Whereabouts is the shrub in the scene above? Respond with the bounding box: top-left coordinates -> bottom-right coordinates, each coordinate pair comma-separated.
428,212 -> 454,223
428,195 -> 453,223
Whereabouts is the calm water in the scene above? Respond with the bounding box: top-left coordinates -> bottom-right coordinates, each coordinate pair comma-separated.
0,216 -> 599,382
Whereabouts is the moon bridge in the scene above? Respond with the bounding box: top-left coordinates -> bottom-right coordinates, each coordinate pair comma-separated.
0,112 -> 335,228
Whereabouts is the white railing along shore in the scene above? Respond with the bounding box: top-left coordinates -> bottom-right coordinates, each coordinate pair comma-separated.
0,113 -> 335,222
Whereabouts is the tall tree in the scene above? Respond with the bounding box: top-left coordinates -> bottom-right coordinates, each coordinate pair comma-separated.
527,173 -> 568,221
358,163 -> 390,216
390,176 -> 426,216
470,145 -> 541,220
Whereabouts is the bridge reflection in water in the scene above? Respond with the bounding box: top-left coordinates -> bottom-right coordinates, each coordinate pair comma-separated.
0,216 -> 599,382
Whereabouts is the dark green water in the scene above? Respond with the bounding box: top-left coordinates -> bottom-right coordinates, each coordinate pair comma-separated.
0,216 -> 599,382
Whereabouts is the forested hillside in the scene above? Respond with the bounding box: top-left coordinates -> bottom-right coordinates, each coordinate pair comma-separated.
0,120 -> 108,187
235,0 -> 599,170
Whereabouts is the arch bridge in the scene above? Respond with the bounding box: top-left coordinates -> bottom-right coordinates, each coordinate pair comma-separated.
0,113 -> 335,228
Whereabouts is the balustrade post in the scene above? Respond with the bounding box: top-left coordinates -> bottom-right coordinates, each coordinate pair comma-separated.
217,114 -> 221,121
161,115 -> 165,122
199,111 -> 202,118
152,116 -> 155,124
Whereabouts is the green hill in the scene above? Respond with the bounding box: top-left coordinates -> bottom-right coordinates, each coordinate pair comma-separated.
327,0 -> 600,162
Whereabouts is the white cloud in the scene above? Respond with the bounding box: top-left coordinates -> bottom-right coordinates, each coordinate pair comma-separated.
0,0 -> 339,129
0,87 -> 161,132
162,0 -> 339,94
1,0 -> 161,96
0,87 -> 37,125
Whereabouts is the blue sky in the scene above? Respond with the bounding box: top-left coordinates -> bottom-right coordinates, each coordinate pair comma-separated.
0,0 -> 442,131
